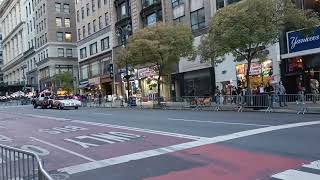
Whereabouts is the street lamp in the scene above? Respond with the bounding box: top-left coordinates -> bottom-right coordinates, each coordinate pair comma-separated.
116,24 -> 132,102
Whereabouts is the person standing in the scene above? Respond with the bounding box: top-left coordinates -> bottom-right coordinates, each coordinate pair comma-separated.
277,82 -> 287,107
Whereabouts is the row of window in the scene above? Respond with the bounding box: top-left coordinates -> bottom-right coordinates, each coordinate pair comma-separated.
57,48 -> 73,57
56,32 -> 73,42
80,60 -> 110,80
28,33 -> 47,49
56,17 -> 71,28
77,0 -> 108,22
55,3 -> 71,13
78,14 -> 109,40
79,37 -> 110,59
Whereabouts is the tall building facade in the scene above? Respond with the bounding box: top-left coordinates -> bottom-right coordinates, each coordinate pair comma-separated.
30,0 -> 78,92
111,0 -> 171,99
166,0 -> 281,97
0,0 -> 78,93
0,0 -> 27,86
75,0 -> 114,96
280,0 -> 320,94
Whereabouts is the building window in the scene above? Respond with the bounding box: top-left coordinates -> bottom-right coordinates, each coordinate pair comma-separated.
146,13 -> 157,26
99,16 -> 103,29
77,10 -> 80,22
82,26 -> 86,38
43,4 -> 46,14
86,3 -> 90,16
80,64 -> 89,80
171,0 -> 184,7
56,17 -> 62,27
105,12 -> 109,26
65,18 -> 70,27
65,32 -> 72,42
81,7 -> 85,19
78,29 -> 81,40
173,16 -> 185,24
216,0 -> 224,9
88,23 -> 91,35
80,47 -> 87,59
190,8 -> 205,31
93,19 -> 97,32
90,42 -> 97,55
66,49 -> 72,57
58,48 -> 64,57
55,3 -> 61,12
64,4 -> 70,13
98,0 -> 101,8
101,37 -> 109,51
92,0 -> 96,12
91,61 -> 100,77
56,32 -> 63,42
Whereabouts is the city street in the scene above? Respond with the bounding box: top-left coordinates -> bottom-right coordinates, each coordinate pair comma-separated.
0,106 -> 319,179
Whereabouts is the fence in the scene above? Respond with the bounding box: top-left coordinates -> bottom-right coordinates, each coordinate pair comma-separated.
0,98 -> 31,107
80,94 -> 320,114
0,144 -> 52,180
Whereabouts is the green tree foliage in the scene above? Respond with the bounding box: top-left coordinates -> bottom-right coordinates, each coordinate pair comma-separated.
117,23 -> 195,104
53,71 -> 74,95
200,0 -> 319,92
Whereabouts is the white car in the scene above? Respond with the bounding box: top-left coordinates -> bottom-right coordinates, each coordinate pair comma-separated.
50,96 -> 82,110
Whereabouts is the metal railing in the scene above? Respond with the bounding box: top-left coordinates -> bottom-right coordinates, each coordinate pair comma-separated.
0,144 -> 52,180
80,94 -> 320,114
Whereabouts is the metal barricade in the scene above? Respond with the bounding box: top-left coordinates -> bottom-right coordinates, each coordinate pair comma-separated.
0,144 -> 52,180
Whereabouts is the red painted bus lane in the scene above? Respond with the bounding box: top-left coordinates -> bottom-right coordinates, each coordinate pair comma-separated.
0,114 -> 192,171
145,144 -> 307,180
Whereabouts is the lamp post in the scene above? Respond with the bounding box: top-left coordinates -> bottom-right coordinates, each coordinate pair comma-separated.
116,24 -> 132,102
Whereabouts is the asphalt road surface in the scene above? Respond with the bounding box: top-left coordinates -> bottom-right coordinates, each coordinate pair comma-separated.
0,105 -> 320,180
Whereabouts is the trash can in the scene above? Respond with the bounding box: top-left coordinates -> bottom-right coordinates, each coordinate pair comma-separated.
128,97 -> 137,107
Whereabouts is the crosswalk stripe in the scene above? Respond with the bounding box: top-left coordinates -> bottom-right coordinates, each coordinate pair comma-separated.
272,169 -> 320,180
303,160 -> 320,170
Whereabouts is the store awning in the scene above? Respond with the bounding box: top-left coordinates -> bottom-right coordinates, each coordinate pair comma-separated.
79,83 -> 89,89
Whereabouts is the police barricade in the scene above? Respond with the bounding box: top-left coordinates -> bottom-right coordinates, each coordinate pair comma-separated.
269,94 -> 303,113
240,94 -> 271,112
300,94 -> 320,114
0,144 -> 52,180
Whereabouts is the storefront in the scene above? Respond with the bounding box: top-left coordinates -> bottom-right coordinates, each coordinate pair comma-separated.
281,26 -> 320,94
79,51 -> 113,96
236,60 -> 273,89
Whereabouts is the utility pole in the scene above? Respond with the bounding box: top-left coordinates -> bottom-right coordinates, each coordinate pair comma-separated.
116,24 -> 132,102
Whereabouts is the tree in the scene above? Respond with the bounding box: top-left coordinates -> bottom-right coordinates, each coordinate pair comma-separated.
117,23 -> 195,105
201,0 -> 319,93
52,71 -> 74,95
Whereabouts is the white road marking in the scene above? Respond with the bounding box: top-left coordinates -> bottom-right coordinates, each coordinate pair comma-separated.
58,120 -> 320,175
303,160 -> 320,170
71,120 -> 205,140
92,112 -> 113,116
25,114 -> 71,121
271,169 -> 320,180
30,137 -> 96,162
167,118 -> 271,127
19,113 -> 204,140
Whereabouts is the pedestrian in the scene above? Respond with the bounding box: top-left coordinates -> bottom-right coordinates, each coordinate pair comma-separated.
215,86 -> 221,104
277,81 -> 287,107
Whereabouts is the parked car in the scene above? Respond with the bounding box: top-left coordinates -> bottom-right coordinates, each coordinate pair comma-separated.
49,96 -> 82,110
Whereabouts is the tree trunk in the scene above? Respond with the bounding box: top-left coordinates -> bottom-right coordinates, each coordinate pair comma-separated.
246,59 -> 252,95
